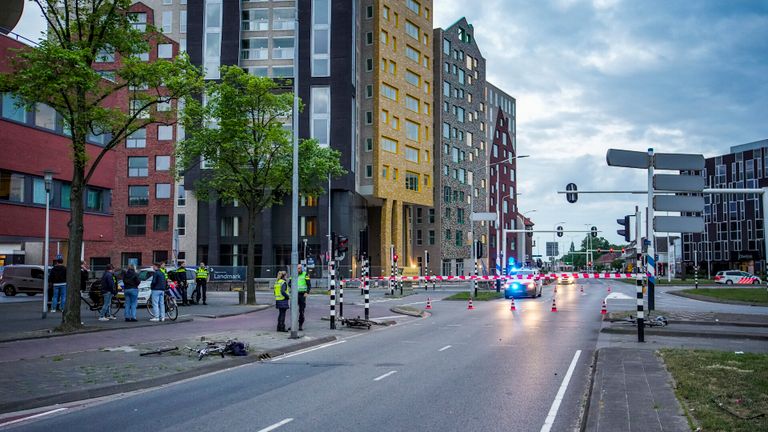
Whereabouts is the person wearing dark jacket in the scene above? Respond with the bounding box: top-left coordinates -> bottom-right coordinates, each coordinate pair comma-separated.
274,271 -> 290,332
174,262 -> 189,306
123,264 -> 140,322
150,263 -> 167,322
49,259 -> 67,313
99,264 -> 117,321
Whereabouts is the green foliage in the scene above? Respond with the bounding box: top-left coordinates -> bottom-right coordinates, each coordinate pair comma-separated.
563,235 -> 627,269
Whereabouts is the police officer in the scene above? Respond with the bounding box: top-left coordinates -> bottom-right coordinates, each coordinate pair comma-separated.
194,262 -> 209,305
159,262 -> 169,288
274,271 -> 290,332
297,264 -> 311,331
175,261 -> 189,306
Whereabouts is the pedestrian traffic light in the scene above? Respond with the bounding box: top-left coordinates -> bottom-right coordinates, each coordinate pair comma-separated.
337,235 -> 348,254
617,215 -> 631,242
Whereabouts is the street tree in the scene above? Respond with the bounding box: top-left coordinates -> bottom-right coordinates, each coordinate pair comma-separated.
0,0 -> 202,331
176,66 -> 345,304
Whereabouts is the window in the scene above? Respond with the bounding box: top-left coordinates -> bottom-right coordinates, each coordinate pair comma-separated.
366,58 -> 373,71
128,185 -> 149,206
129,12 -> 147,31
381,83 -> 398,100
405,94 -> 419,112
0,172 -> 25,202
156,156 -> 171,171
457,208 -> 464,224
273,8 -> 296,30
428,230 -> 435,245
177,214 -> 186,235
366,5 -> 373,18
301,216 -> 318,236
180,10 -> 187,32
365,165 -> 373,178
130,99 -> 148,119
445,229 -> 451,240
405,172 -> 419,191
154,215 -> 170,232
383,6 -> 390,20
220,216 -> 238,237
156,183 -> 171,199
241,38 -> 268,60
156,99 -> 171,112
381,165 -> 389,178
455,230 -> 463,247
423,55 -> 430,68
158,125 -> 173,141
153,250 -> 169,264
272,66 -> 293,77
405,120 -> 419,141
31,178 -> 46,204
127,128 -> 146,148
443,38 -> 451,55
405,146 -> 419,163
35,104 -> 57,130
366,138 -> 373,151
311,86 -> 330,147
177,184 -> 186,206
406,0 -> 420,15
158,43 -> 173,59
365,111 -> 372,124
241,9 -> 268,31
61,184 -> 70,209
162,10 -> 172,33
405,70 -> 420,87
443,81 -> 450,97
128,157 -> 148,177
428,209 -> 435,223
381,137 -> 397,153
2,93 -> 27,122
442,122 -> 450,138
86,188 -> 103,211
272,37 -> 294,59
311,0 -> 331,76
405,21 -> 419,40
405,45 -> 420,62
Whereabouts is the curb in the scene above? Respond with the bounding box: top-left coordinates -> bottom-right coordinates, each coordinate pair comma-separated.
187,304 -> 271,319
389,306 -> 427,318
0,317 -> 195,344
0,335 -> 337,415
667,319 -> 768,328
579,349 -> 599,432
667,290 -> 768,307
601,327 -> 768,340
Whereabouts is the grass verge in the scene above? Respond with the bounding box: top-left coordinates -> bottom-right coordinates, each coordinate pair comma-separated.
607,310 -> 671,321
660,349 -> 768,432
616,278 -> 716,285
444,292 -> 503,301
680,288 -> 768,305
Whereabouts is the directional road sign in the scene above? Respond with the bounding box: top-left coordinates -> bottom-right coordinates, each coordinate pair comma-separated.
546,242 -> 559,257
654,216 -> 705,233
653,195 -> 705,212
471,212 -> 498,222
606,149 -> 650,169
653,174 -> 705,192
653,153 -> 705,171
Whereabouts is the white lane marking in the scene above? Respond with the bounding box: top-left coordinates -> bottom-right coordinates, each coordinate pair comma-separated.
272,340 -> 346,361
373,370 -> 398,381
371,315 -> 408,320
257,418 -> 294,432
446,324 -> 462,327
540,350 -> 582,432
438,345 -> 452,352
0,408 -> 67,427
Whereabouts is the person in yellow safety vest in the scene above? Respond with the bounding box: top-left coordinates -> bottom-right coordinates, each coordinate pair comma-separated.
194,263 -> 209,305
274,271 -> 290,332
297,264 -> 311,331
174,262 -> 189,306
159,262 -> 169,289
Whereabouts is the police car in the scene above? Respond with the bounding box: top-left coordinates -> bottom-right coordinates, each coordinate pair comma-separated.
714,270 -> 762,285
504,269 -> 543,298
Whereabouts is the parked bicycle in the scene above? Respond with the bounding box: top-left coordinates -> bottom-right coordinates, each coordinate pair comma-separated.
79,288 -> 122,317
146,290 -> 179,321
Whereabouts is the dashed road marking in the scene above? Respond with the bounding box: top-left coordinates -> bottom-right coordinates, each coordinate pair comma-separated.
438,345 -> 452,352
257,418 -> 294,432
373,370 -> 398,381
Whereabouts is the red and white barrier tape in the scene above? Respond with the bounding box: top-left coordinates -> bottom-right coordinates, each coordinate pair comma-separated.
339,273 -> 641,284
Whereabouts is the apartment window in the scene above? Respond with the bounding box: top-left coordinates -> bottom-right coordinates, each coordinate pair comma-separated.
442,122 -> 450,138
126,215 -> 146,236
177,214 -> 186,235
365,111 -> 372,124
428,230 -> 435,245
381,83 -> 398,101
405,146 -> 419,163
157,99 -> 172,112
381,137 -> 397,153
241,38 -> 268,60
366,85 -> 373,98
365,165 -> 373,178
405,45 -> 420,62
155,156 -> 171,171
366,5 -> 373,18
1,93 -> 27,122
271,37 -> 294,59
158,43 -> 173,59
128,157 -> 148,177
382,165 -> 389,178
158,125 -> 173,141
416,230 -> 422,245
457,208 -> 465,224
406,0 -> 420,15
126,128 -> 146,148
445,229 -> 451,240
241,9 -> 268,31
35,104 -> 57,130
272,66 -> 293,77
300,216 -> 318,236
220,216 -> 238,237
405,94 -> 419,112
162,11 -> 172,33
455,230 -> 463,247
129,99 -> 148,118
311,0 -> 331,76
311,86 -> 330,147
153,215 -> 170,232
405,70 -> 420,87
155,183 -> 171,199
405,120 -> 419,141
423,55 -> 430,69
405,21 -> 419,40
180,10 -> 187,33
249,66 -> 268,76
273,8 -> 295,30
129,12 -> 147,31
177,184 -> 186,206
128,185 -> 149,206
405,172 -> 419,191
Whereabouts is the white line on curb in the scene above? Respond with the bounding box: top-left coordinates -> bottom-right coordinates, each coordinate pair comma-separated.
438,345 -> 452,352
540,350 -> 582,432
0,408 -> 67,428
257,418 -> 294,432
272,340 -> 346,361
373,370 -> 398,381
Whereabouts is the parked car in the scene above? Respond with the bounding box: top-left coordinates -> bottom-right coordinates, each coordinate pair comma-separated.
714,270 -> 762,285
132,267 -> 197,305
0,265 -> 52,297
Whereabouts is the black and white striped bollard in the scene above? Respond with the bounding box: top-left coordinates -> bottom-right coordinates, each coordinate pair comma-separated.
364,259 -> 370,320
329,260 -> 336,330
338,278 -> 344,320
636,275 -> 644,342
473,260 -> 479,297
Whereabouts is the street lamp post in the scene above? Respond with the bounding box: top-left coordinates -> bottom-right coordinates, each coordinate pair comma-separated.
41,170 -> 54,319
289,3 -> 300,339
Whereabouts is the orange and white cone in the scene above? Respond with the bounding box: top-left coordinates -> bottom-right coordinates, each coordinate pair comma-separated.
425,297 -> 432,310
510,298 -> 516,312
600,299 -> 607,315
580,285 -> 584,294
551,297 -> 558,312
607,285 -> 612,293
467,298 -> 475,310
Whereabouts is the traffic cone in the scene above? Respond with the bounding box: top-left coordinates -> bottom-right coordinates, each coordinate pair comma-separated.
580,284 -> 584,294
510,298 -> 516,311
600,299 -> 607,315
467,298 -> 475,310
425,297 -> 432,310
554,284 -> 557,294
607,285 -> 612,293
551,297 -> 558,312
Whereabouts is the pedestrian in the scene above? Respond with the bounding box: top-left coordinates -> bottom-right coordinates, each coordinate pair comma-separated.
194,262 -> 209,305
274,270 -> 289,332
49,258 -> 67,313
174,261 -> 189,306
150,262 -> 167,322
80,261 -> 89,292
123,264 -> 140,322
99,264 -> 117,321
296,263 -> 311,331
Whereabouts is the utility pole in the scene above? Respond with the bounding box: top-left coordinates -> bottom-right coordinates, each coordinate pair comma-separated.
646,148 -> 656,311
289,3 -> 300,339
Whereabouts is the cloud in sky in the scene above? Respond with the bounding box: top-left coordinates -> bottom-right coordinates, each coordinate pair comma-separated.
435,0 -> 768,251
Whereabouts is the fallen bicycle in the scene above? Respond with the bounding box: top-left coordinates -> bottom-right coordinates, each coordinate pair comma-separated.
184,339 -> 249,361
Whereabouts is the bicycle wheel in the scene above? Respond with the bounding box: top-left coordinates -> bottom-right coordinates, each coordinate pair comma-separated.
165,296 -> 178,321
147,295 -> 156,318
109,296 -> 122,316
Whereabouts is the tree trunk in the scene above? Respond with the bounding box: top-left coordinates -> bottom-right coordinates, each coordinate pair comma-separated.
60,140 -> 86,331
246,204 -> 257,305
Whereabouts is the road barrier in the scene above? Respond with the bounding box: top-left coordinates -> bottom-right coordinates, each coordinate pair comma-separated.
339,273 -> 643,284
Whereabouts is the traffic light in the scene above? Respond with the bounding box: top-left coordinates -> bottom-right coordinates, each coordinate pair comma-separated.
425,251 -> 430,264
337,235 -> 348,254
556,226 -> 564,238
617,215 -> 631,242
609,248 -> 614,253
393,253 -> 399,263
474,241 -> 484,258
621,248 -> 626,254
590,226 -> 598,238
597,248 -> 602,253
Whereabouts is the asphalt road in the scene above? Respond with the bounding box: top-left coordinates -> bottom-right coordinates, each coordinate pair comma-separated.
4,280 -> 615,432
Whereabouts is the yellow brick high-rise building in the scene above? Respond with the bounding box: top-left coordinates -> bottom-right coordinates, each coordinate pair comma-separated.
359,0 -> 434,272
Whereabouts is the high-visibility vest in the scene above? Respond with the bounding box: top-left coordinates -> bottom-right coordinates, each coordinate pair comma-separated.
196,267 -> 208,278
274,280 -> 286,301
160,268 -> 168,279
175,267 -> 186,274
298,272 -> 309,292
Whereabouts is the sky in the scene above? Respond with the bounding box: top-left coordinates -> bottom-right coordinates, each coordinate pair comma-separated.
12,0 -> 768,256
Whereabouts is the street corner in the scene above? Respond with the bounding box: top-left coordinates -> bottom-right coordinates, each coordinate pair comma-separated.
389,305 -> 427,318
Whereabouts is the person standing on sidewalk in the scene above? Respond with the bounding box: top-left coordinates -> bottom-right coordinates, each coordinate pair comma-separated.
274,271 -> 290,332
49,258 -> 67,313
297,264 -> 311,331
194,262 -> 209,305
99,264 -> 117,321
150,263 -> 167,322
174,262 -> 189,306
123,264 -> 140,322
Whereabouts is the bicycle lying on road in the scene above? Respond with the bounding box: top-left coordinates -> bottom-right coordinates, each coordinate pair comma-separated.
146,290 -> 179,321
